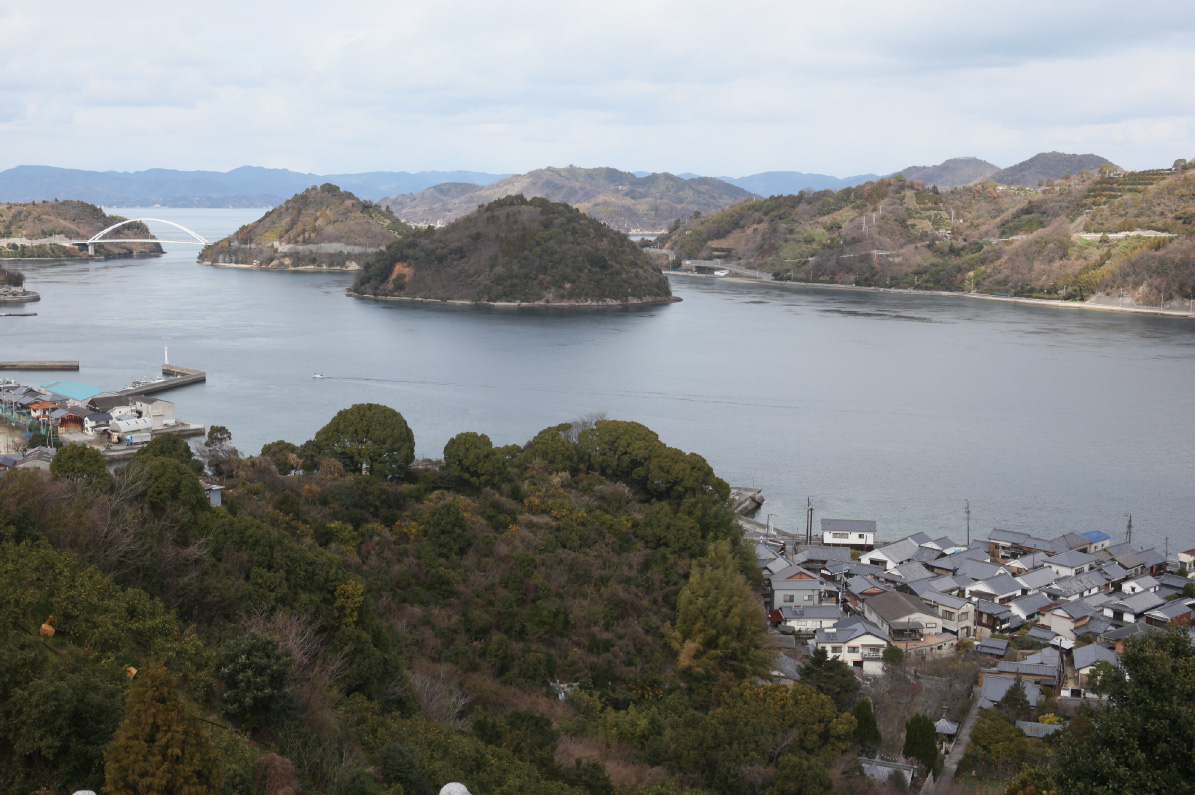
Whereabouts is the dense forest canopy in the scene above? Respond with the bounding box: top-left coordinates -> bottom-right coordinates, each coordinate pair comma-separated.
353,195 -> 674,305
0,408 -> 828,795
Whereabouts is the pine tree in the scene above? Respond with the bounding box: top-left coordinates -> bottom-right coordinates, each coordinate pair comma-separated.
902,713 -> 938,773
852,698 -> 882,753
665,540 -> 770,682
997,674 -> 1032,723
103,659 -> 222,795
798,647 -> 860,711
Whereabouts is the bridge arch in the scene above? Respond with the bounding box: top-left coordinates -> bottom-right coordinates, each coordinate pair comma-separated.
88,218 -> 210,246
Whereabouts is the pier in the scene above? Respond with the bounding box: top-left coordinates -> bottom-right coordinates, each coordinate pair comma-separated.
730,486 -> 765,515
0,361 -> 79,370
119,363 -> 206,396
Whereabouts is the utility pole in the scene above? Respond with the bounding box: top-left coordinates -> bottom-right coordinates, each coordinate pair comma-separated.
965,499 -> 971,546
806,497 -> 814,546
1126,513 -> 1133,546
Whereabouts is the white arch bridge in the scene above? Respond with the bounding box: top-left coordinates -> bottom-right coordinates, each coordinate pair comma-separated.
71,218 -> 209,255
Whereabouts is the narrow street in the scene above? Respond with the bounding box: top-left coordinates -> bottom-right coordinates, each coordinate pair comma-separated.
923,685 -> 981,793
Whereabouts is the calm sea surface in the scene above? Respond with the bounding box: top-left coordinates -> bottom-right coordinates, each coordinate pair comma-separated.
4,209 -> 1194,551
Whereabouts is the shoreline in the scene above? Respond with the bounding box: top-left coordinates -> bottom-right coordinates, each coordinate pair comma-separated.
200,261 -> 361,272
666,272 -> 1195,320
346,290 -> 682,310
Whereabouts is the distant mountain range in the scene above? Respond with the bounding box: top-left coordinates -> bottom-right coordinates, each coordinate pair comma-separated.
0,153 -> 1128,220
0,166 -> 512,208
382,167 -> 756,234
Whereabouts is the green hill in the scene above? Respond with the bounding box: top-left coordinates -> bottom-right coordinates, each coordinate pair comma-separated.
0,408 -> 866,795
0,200 -> 162,258
352,195 -> 676,306
657,162 -> 1195,305
199,183 -> 411,270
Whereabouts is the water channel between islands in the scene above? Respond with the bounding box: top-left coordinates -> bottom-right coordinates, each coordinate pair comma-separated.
2,208 -> 1193,552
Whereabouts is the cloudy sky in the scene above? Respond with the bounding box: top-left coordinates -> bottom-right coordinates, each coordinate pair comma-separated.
2,1 -> 1192,177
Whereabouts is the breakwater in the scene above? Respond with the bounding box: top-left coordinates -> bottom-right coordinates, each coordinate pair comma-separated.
0,360 -> 79,370
119,363 -> 206,396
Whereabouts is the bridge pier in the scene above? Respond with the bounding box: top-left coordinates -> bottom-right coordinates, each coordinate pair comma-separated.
88,243 -> 96,256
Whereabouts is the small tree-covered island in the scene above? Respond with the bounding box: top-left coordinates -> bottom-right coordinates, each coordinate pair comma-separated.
349,195 -> 678,307
199,184 -> 412,271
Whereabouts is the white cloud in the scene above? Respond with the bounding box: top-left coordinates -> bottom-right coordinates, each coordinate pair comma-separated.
0,0 -> 1192,175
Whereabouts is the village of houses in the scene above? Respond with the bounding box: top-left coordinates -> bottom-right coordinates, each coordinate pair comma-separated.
756,517 -> 1195,777
0,376 -> 206,471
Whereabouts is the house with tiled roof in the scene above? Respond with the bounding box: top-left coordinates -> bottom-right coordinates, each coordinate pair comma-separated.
1043,570 -> 1109,603
1044,550 -> 1097,578
1009,592 -> 1056,623
1102,592 -> 1165,624
920,590 -> 975,638
1143,599 -> 1194,628
975,599 -> 1019,636
819,518 -> 877,550
810,617 -> 891,675
1073,644 -> 1119,688
862,538 -> 919,571
966,574 -> 1024,604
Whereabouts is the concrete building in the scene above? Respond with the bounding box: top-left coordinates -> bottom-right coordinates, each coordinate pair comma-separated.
820,518 -> 877,549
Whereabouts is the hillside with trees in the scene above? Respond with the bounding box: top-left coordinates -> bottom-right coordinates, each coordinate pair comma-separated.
657,159 -> 1195,307
991,152 -> 1119,187
0,406 -> 877,795
199,184 -> 412,270
0,200 -> 162,258
352,195 -> 675,306
382,167 -> 756,234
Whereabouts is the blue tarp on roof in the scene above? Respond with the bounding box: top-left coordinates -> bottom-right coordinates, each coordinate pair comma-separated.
40,381 -> 111,402
1080,530 -> 1111,543
40,380 -> 112,399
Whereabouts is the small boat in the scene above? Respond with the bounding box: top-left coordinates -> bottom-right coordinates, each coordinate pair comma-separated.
713,269 -> 730,277
313,373 -> 325,379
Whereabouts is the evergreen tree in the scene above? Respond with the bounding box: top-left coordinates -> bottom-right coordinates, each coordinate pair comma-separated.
798,647 -> 860,711
902,713 -> 938,773
313,403 -> 415,480
50,443 -> 113,488
852,698 -> 882,753
665,540 -> 770,683
997,674 -> 1032,723
103,659 -> 222,795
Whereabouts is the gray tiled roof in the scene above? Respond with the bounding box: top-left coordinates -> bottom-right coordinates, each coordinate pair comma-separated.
893,561 -> 934,582
976,574 -> 1022,597
821,518 -> 876,534
1017,567 -> 1059,591
979,675 -> 1042,709
976,637 -> 1009,656
1073,643 -> 1118,671
1046,571 -> 1108,597
1109,591 -> 1165,615
869,538 -> 919,565
1047,550 -> 1096,570
1010,592 -> 1054,618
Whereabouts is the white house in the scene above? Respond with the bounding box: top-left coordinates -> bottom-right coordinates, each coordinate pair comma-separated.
1102,592 -> 1165,624
820,518 -> 877,549
811,617 -> 891,675
920,590 -> 975,638
862,538 -> 919,571
1044,550 -> 1097,578
132,396 -> 176,428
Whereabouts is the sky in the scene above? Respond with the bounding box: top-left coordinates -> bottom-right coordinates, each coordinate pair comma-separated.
2,1 -> 1193,177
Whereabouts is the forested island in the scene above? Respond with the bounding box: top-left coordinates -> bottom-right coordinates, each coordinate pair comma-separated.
199,184 -> 412,270
351,195 -> 676,307
0,199 -> 162,259
660,159 -> 1195,308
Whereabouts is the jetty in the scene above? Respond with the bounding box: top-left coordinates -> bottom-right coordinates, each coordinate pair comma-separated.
0,360 -> 79,370
119,363 -> 206,396
730,486 -> 765,515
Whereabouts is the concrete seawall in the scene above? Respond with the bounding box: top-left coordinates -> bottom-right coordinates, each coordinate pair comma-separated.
120,364 -> 207,396
0,361 -> 79,370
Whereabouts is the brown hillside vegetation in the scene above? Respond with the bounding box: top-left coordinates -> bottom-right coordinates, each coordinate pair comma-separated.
897,156 -> 1000,188
657,162 -> 1195,305
0,200 -> 162,258
383,166 -> 756,234
199,183 -> 411,269
353,195 -> 674,305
